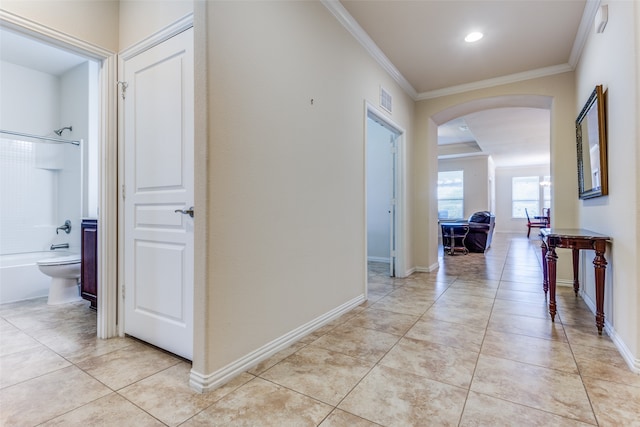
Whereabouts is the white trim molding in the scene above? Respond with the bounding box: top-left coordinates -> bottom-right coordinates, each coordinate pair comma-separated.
322,0 -> 599,101
321,0 -> 417,100
118,13 -> 193,60
189,294 -> 365,393
415,262 -> 440,273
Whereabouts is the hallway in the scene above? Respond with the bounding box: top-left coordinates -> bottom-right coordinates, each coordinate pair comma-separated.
1,233 -> 638,425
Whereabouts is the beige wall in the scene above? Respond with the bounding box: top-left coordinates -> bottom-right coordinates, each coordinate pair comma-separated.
574,0 -> 639,369
119,0 -> 193,50
494,165 -> 550,233
438,156 -> 490,220
414,72 -> 577,273
1,0 -> 119,52
202,1 -> 415,377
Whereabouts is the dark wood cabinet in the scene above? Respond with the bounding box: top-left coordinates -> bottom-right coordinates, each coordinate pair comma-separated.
81,219 -> 98,309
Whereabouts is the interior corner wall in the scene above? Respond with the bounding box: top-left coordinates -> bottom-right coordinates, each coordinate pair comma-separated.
203,1 -> 415,376
438,156 -> 489,220
574,0 -> 639,368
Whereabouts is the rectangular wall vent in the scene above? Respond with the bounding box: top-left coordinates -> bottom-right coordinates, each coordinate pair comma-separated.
380,86 -> 392,113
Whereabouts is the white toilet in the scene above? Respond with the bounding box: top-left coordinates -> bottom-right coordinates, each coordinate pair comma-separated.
37,254 -> 82,305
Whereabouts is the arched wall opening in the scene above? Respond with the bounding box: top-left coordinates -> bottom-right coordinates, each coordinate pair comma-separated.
411,72 -> 577,276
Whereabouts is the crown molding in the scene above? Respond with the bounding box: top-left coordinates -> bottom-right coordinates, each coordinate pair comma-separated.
416,63 -> 574,100
0,9 -> 113,59
569,0 -> 600,68
323,0 -> 595,103
320,0 -> 418,100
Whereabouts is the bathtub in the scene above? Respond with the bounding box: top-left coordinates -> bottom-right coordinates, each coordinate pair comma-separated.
0,251 -> 75,304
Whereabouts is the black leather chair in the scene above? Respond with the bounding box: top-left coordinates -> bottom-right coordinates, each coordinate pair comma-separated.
465,211 -> 495,253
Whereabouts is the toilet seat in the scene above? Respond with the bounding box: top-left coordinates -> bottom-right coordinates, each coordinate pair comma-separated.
37,254 -> 81,266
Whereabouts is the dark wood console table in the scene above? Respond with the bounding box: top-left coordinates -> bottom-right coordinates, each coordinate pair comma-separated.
539,228 -> 610,334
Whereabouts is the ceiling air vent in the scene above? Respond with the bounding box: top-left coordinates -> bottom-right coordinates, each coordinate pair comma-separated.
380,86 -> 392,113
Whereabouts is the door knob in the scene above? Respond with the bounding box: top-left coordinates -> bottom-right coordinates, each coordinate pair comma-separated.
174,207 -> 194,218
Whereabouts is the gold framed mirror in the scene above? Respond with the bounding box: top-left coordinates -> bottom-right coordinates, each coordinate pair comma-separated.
576,84 -> 608,199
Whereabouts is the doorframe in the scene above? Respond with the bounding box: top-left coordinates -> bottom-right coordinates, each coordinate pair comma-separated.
364,102 -> 407,281
116,14 -> 195,337
0,10 -> 119,338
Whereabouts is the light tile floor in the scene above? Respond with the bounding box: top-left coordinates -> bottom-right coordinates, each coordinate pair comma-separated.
1,233 -> 639,426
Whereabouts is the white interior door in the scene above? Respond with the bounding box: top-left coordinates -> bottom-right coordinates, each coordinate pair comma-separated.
123,28 -> 194,360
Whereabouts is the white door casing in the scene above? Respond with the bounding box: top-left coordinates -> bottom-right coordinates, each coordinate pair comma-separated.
123,28 -> 194,360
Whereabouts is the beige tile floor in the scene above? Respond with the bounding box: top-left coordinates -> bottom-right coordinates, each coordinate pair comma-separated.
1,233 -> 639,426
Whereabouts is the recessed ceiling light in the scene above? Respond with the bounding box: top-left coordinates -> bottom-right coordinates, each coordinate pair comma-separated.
465,32 -> 484,43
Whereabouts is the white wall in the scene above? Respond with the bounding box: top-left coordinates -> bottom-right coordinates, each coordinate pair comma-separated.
438,156 -> 490,220
574,0 -> 639,370
495,165 -> 550,233
0,59 -> 92,256
0,61 -> 59,254
366,117 -> 392,261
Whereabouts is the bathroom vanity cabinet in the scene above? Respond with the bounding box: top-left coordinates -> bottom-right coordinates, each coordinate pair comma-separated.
81,219 -> 98,309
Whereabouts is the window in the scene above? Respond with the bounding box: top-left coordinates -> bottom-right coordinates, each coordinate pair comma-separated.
512,175 -> 550,218
437,170 -> 463,219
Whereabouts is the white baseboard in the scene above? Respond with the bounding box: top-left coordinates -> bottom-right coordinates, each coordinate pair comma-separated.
367,256 -> 390,263
414,262 -> 439,273
189,294 -> 366,393
579,290 -> 640,374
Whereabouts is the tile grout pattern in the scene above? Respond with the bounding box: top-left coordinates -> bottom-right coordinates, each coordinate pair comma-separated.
1,233 -> 639,426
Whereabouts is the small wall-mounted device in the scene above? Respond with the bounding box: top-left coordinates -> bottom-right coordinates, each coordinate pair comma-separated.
595,4 -> 608,34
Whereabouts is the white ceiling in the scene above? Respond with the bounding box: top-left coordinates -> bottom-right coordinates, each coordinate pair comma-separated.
339,0 -> 594,168
1,2 -> 595,168
0,27 -> 87,76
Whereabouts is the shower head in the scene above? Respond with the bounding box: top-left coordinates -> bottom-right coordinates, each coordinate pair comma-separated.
54,126 -> 72,136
